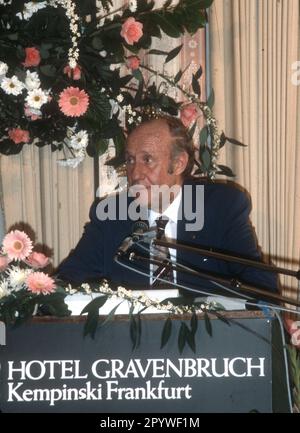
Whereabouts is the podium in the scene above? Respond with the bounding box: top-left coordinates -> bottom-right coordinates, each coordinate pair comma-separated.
0,310 -> 289,413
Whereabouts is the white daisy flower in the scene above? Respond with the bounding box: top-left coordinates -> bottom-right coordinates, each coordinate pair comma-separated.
26,88 -> 48,109
1,76 -> 24,96
16,1 -> 47,21
6,266 -> 33,291
109,63 -> 122,71
129,0 -> 137,12
109,99 -> 119,117
69,130 -> 89,150
0,61 -> 9,77
0,280 -> 10,299
25,71 -> 41,90
116,94 -> 124,103
73,148 -> 86,158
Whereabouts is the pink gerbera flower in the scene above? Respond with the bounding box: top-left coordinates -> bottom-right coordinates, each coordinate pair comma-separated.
58,86 -> 89,117
2,230 -> 33,261
26,272 -> 56,295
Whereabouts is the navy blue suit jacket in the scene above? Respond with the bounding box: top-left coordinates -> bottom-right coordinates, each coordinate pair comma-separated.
57,180 -> 278,296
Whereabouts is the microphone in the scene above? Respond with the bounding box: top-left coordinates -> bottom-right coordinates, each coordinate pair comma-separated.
116,236 -> 134,256
115,220 -> 151,257
132,219 -> 156,241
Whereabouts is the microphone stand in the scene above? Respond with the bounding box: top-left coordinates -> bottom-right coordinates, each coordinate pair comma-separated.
129,252 -> 300,308
149,239 -> 300,308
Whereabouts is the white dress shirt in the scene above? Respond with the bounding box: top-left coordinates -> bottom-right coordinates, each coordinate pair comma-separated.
148,188 -> 182,284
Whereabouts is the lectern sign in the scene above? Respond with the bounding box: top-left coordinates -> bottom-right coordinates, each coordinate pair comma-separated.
0,312 -> 287,413
6,356 -> 266,407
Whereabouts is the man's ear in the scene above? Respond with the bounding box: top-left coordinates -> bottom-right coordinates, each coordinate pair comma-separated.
171,152 -> 189,176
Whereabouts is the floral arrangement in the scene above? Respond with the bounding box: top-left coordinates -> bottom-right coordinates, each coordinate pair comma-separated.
66,280 -> 223,351
0,0 -> 239,178
0,227 -> 222,352
0,229 -> 70,324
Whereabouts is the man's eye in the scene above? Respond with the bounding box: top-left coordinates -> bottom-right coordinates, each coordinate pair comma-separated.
125,157 -> 134,165
144,156 -> 153,164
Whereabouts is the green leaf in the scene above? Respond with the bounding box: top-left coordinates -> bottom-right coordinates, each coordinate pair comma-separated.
113,132 -> 125,157
161,316 -> 172,349
100,301 -> 123,327
39,46 -> 50,60
200,148 -> 211,170
88,137 -> 108,157
119,74 -> 133,87
83,312 -> 99,339
225,136 -> 247,147
207,88 -> 215,109
194,65 -> 203,80
185,325 -> 196,352
40,64 -> 57,77
152,13 -> 182,38
219,131 -> 227,148
165,44 -> 183,63
40,43 -> 53,50
191,312 -> 198,335
192,74 -> 201,97
174,69 -> 183,84
199,126 -> 209,146
133,76 -> 144,107
39,293 -> 70,317
130,314 -> 137,350
160,296 -> 194,307
81,295 -> 108,339
188,121 -> 197,139
204,312 -> 212,337
81,298 -> 103,314
0,139 -> 24,155
212,310 -> 231,326
136,313 -> 142,349
7,33 -> 18,41
132,69 -> 144,82
92,36 -> 103,50
217,164 -> 236,177
178,321 -> 187,354
148,49 -> 168,56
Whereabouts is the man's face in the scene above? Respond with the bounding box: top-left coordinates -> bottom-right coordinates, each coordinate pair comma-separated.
125,120 -> 185,210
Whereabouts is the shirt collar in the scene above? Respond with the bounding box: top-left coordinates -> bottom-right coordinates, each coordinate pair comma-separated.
148,188 -> 182,227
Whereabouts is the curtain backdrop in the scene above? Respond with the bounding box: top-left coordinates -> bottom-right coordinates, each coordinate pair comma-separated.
0,146 -> 94,269
1,0 -> 298,308
209,0 -> 300,306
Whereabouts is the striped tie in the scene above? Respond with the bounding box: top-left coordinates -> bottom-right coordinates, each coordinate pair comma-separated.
151,216 -> 174,287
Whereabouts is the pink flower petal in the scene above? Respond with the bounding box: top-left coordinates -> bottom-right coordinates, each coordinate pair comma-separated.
26,272 -> 56,295
2,230 -> 33,261
58,86 -> 89,117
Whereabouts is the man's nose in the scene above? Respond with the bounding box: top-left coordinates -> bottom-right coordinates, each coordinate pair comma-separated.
128,162 -> 145,182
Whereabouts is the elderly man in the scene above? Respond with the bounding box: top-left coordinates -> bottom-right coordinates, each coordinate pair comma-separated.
57,116 -> 278,296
